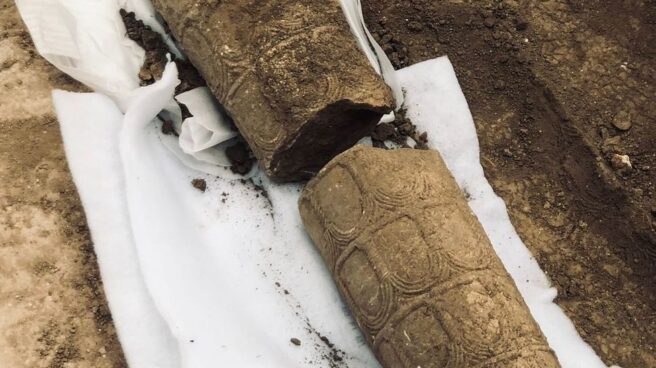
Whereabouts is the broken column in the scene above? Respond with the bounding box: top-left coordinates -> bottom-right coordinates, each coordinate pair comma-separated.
151,0 -> 394,182
299,145 -> 560,368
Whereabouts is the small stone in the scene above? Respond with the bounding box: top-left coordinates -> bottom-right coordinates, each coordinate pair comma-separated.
290,338 -> 301,346
610,154 -> 632,173
141,29 -> 162,51
612,110 -> 632,131
407,21 -> 423,32
484,17 -> 496,28
191,178 -> 207,192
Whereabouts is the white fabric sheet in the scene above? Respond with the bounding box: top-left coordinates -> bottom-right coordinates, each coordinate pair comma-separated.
53,57 -> 606,368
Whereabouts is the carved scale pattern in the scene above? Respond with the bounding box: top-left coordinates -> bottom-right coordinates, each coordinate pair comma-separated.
300,146 -> 561,368
152,0 -> 393,180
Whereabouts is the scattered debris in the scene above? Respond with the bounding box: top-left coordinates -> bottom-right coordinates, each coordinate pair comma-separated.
290,337 -> 301,346
120,9 -> 205,93
370,109 -> 429,150
120,9 -> 167,85
191,178 -> 207,192
370,28 -> 409,68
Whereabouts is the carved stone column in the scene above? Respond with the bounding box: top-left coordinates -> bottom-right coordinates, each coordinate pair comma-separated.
152,0 -> 394,181
299,145 -> 560,368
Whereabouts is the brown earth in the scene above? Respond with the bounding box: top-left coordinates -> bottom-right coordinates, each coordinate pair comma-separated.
360,0 -> 655,367
0,1 -> 126,367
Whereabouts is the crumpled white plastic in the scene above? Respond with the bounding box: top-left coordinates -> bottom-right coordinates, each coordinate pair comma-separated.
15,0 -> 402,173
176,87 -> 238,164
15,0 -> 143,109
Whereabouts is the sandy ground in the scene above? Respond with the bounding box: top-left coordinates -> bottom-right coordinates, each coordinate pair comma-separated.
0,1 -> 126,367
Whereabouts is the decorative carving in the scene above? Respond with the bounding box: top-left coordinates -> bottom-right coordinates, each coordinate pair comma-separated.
299,146 -> 561,368
152,0 -> 394,181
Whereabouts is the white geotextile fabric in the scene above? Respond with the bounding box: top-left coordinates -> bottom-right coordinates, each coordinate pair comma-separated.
52,58 -> 606,367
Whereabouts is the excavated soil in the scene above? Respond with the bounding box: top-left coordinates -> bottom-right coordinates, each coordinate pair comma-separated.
360,1 -> 655,367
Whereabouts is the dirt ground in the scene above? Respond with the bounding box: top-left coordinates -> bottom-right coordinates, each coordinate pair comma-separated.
361,0 -> 655,367
0,1 -> 127,367
2,0 -> 655,367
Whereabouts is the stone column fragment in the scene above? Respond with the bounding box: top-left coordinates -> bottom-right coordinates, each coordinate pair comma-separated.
299,145 -> 560,368
152,0 -> 394,181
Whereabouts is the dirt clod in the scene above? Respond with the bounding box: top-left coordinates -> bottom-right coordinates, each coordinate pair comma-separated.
290,337 -> 301,346
369,110 -> 429,150
226,141 -> 255,175
191,178 -> 207,192
161,119 -> 176,136
120,9 -> 205,94
370,122 -> 397,141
